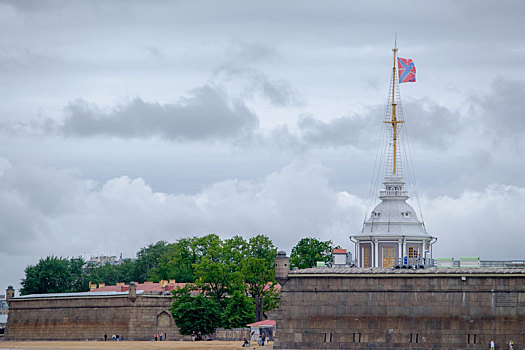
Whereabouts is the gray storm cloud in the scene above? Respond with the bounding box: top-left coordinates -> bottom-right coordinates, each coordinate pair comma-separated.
62,85 -> 259,141
471,79 -> 525,138
295,98 -> 464,150
54,91 -> 466,151
214,65 -> 300,107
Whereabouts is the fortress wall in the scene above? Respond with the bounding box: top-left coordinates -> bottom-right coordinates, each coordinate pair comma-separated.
5,294 -> 180,340
274,273 -> 525,349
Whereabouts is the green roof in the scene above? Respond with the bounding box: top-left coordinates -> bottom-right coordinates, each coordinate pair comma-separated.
460,257 -> 480,261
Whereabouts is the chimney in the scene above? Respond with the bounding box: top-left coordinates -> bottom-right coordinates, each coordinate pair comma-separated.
128,282 -> 137,302
333,249 -> 347,266
6,286 -> 15,305
275,251 -> 290,286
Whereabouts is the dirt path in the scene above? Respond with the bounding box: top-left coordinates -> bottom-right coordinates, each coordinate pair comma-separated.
0,341 -> 273,350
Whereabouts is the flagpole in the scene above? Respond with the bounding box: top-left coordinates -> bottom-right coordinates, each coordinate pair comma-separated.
386,36 -> 403,175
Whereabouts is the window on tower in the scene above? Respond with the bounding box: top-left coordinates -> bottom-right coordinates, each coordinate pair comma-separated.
362,246 -> 371,268
408,247 -> 419,258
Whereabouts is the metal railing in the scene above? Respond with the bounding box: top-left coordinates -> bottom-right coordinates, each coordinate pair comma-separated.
393,257 -> 435,269
380,189 -> 408,197
480,260 -> 525,268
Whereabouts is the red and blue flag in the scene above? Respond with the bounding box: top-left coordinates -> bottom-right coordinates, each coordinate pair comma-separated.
397,57 -> 416,83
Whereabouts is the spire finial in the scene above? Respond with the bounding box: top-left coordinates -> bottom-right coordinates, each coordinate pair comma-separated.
394,33 -> 397,50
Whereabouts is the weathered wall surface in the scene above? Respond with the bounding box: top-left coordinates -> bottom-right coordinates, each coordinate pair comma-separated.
5,294 -> 181,340
274,268 -> 525,350
214,327 -> 250,341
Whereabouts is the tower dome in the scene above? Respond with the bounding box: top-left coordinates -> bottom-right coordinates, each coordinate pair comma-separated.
361,176 -> 429,237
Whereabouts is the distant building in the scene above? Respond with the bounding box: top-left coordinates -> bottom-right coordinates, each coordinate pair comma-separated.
0,294 -> 8,315
85,255 -> 119,266
0,294 -> 7,338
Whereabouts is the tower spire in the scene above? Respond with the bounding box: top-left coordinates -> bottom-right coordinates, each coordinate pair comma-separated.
385,37 -> 404,175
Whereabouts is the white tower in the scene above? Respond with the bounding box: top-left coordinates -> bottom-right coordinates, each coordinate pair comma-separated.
351,45 -> 436,268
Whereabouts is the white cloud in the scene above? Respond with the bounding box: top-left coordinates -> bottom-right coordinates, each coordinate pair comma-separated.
425,184 -> 525,260
0,159 -> 365,290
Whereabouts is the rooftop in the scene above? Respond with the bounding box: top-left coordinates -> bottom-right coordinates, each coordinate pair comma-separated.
92,281 -> 187,293
290,266 -> 525,276
13,290 -> 144,299
247,320 -> 276,327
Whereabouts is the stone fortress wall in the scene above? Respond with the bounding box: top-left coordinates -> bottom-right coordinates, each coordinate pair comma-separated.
5,287 -> 180,341
274,253 -> 525,350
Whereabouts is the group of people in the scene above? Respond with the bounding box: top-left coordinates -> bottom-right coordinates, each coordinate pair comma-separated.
191,331 -> 203,341
154,333 -> 166,341
490,339 -> 514,349
249,330 -> 269,346
103,334 -> 123,341
258,333 -> 268,346
243,334 -> 269,347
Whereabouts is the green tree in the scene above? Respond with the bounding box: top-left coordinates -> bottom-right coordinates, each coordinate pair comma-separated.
170,285 -> 221,335
240,235 -> 279,321
150,237 -> 199,283
242,256 -> 274,321
133,240 -> 169,282
85,258 -> 139,286
221,291 -> 255,328
290,237 -> 339,269
69,257 -> 89,292
193,235 -> 244,307
20,256 -> 86,295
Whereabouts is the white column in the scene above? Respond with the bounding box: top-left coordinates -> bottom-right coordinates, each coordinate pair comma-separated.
373,239 -> 379,267
403,239 -> 407,259
398,239 -> 402,260
356,241 -> 360,267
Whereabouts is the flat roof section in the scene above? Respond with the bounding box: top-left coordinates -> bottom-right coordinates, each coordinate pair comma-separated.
290,266 -> 525,277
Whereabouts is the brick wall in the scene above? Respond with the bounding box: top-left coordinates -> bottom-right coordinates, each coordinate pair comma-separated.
274,271 -> 525,349
5,294 -> 181,340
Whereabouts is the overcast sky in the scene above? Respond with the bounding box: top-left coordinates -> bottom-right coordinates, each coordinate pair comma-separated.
1,0 -> 525,291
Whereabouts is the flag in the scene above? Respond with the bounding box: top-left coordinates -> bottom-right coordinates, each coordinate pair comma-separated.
397,57 -> 416,83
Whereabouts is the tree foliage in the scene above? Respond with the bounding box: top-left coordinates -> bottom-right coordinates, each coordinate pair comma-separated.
290,237 -> 339,269
221,291 -> 255,329
20,256 -> 87,295
133,240 -> 170,282
193,235 -> 244,307
170,285 -> 221,335
20,233 -> 282,329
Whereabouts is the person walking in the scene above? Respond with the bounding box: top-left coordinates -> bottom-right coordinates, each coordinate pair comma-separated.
490,339 -> 495,350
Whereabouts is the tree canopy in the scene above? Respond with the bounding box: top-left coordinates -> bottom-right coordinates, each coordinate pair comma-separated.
21,256 -> 88,295
170,285 -> 221,335
289,237 -> 340,269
